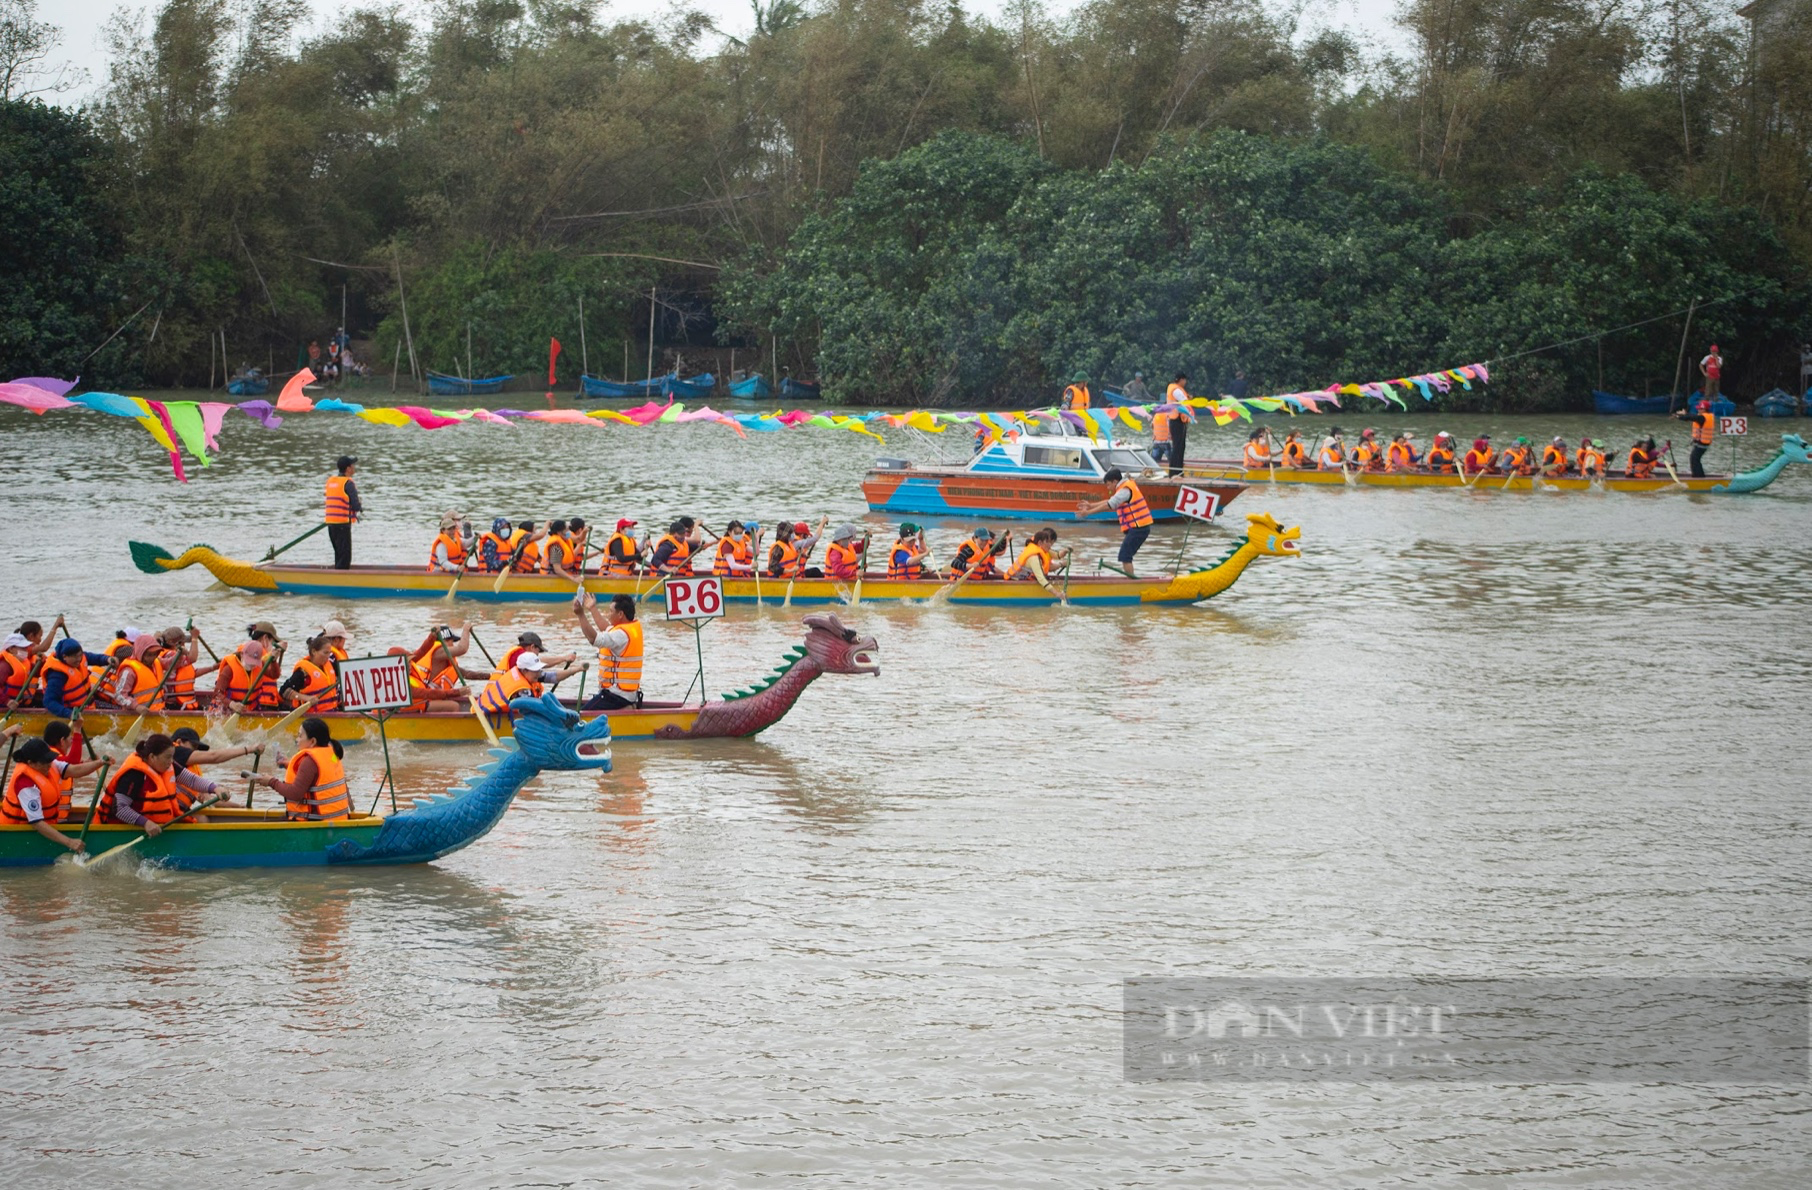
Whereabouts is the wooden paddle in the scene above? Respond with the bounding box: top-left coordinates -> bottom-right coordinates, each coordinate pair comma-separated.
79,795 -> 225,870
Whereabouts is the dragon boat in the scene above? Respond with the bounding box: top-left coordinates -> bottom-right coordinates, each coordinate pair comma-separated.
3,615 -> 880,747
0,691 -> 610,869
1182,434 -> 1812,493
129,513 -> 1300,607
864,432 -> 1245,521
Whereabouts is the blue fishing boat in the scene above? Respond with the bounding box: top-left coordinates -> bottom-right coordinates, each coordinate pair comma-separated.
780,377 -> 821,400
427,370 -> 514,396
1755,389 -> 1801,418
1592,390 -> 1674,415
578,375 -> 663,399
662,372 -> 715,399
226,373 -> 268,396
729,373 -> 771,400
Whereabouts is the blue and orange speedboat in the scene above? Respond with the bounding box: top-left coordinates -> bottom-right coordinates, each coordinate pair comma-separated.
861,431 -> 1246,522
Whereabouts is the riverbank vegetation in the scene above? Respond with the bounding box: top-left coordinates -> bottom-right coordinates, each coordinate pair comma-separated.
3,0 -> 1810,406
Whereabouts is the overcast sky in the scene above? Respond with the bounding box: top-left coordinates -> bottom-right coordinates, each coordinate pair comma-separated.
37,0 -> 1410,108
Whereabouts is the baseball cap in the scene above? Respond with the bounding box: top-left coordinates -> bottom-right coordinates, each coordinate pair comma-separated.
516,652 -> 545,673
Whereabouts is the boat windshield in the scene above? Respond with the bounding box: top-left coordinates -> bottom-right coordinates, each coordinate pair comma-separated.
1022,445 -> 1089,470
1093,448 -> 1156,471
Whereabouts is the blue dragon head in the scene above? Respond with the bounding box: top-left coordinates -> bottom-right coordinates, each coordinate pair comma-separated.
508,691 -> 613,771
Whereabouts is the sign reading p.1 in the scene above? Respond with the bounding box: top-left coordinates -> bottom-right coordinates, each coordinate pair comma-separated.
665,575 -> 725,620
334,653 -> 414,712
1720,416 -> 1748,436
1173,486 -> 1221,523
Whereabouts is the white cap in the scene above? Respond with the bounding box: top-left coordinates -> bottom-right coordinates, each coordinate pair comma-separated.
3,633 -> 29,649
516,652 -> 544,673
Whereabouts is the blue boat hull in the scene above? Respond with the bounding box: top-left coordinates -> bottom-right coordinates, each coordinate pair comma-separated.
1592,390 -> 1674,415
427,371 -> 513,395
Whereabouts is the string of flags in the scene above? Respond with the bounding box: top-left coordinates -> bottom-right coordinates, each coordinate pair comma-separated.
0,361 -> 1489,482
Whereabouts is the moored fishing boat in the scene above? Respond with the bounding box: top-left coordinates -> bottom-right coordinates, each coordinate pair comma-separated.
863,431 -> 1245,521
3,616 -> 881,745
1182,433 -> 1811,493
128,512 -> 1300,606
0,692 -> 610,869
427,370 -> 514,396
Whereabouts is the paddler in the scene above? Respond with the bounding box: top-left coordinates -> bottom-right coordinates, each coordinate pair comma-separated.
325,454 -> 362,570
823,524 -> 864,580
1280,429 -> 1309,467
543,520 -> 582,581
1003,527 -> 1072,597
711,521 -> 756,577
2,737 -> 106,854
1676,397 -> 1716,477
478,517 -> 513,572
1385,432 -> 1419,471
101,732 -> 228,828
1,632 -> 39,709
1317,427 -> 1348,470
1577,438 -> 1607,476
1463,435 -> 1497,474
1242,428 -> 1273,471
248,718 -> 354,821
429,511 -> 471,573
1351,428 -> 1385,470
603,517 -> 646,575
948,528 -> 1005,580
650,519 -> 699,576
279,635 -> 341,711
1424,432 -> 1457,473
1626,436 -> 1659,478
886,524 -> 932,580
41,638 -> 111,718
1075,467 -> 1155,577
1540,436 -> 1570,475
1500,436 -> 1535,476
1063,371 -> 1092,411
573,592 -> 644,710
475,652 -> 581,719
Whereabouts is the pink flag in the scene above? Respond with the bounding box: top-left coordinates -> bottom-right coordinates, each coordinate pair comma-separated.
276,369 -> 316,412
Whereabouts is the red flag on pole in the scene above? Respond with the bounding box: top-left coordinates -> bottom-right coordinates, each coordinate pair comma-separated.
548,338 -> 562,385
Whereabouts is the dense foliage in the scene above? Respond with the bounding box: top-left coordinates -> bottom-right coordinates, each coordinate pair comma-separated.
4,0 -> 1811,406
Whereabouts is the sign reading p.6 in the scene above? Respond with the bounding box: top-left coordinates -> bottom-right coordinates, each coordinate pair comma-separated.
1719,416 -> 1748,436
1173,486 -> 1221,523
334,653 -> 414,712
665,575 -> 725,620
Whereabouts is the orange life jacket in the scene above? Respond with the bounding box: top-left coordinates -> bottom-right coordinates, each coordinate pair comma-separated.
887,541 -> 925,580
40,655 -> 93,708
1005,542 -> 1054,581
1113,478 -> 1154,530
655,533 -> 692,575
291,656 -> 339,711
102,752 -> 188,825
429,531 -> 467,572
1691,412 -> 1715,446
599,621 -> 643,694
2,763 -> 67,825
603,532 -> 640,575
216,652 -> 279,710
324,475 -> 353,524
478,667 -> 543,716
823,541 -> 861,580
283,745 -> 352,821
713,537 -> 753,576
